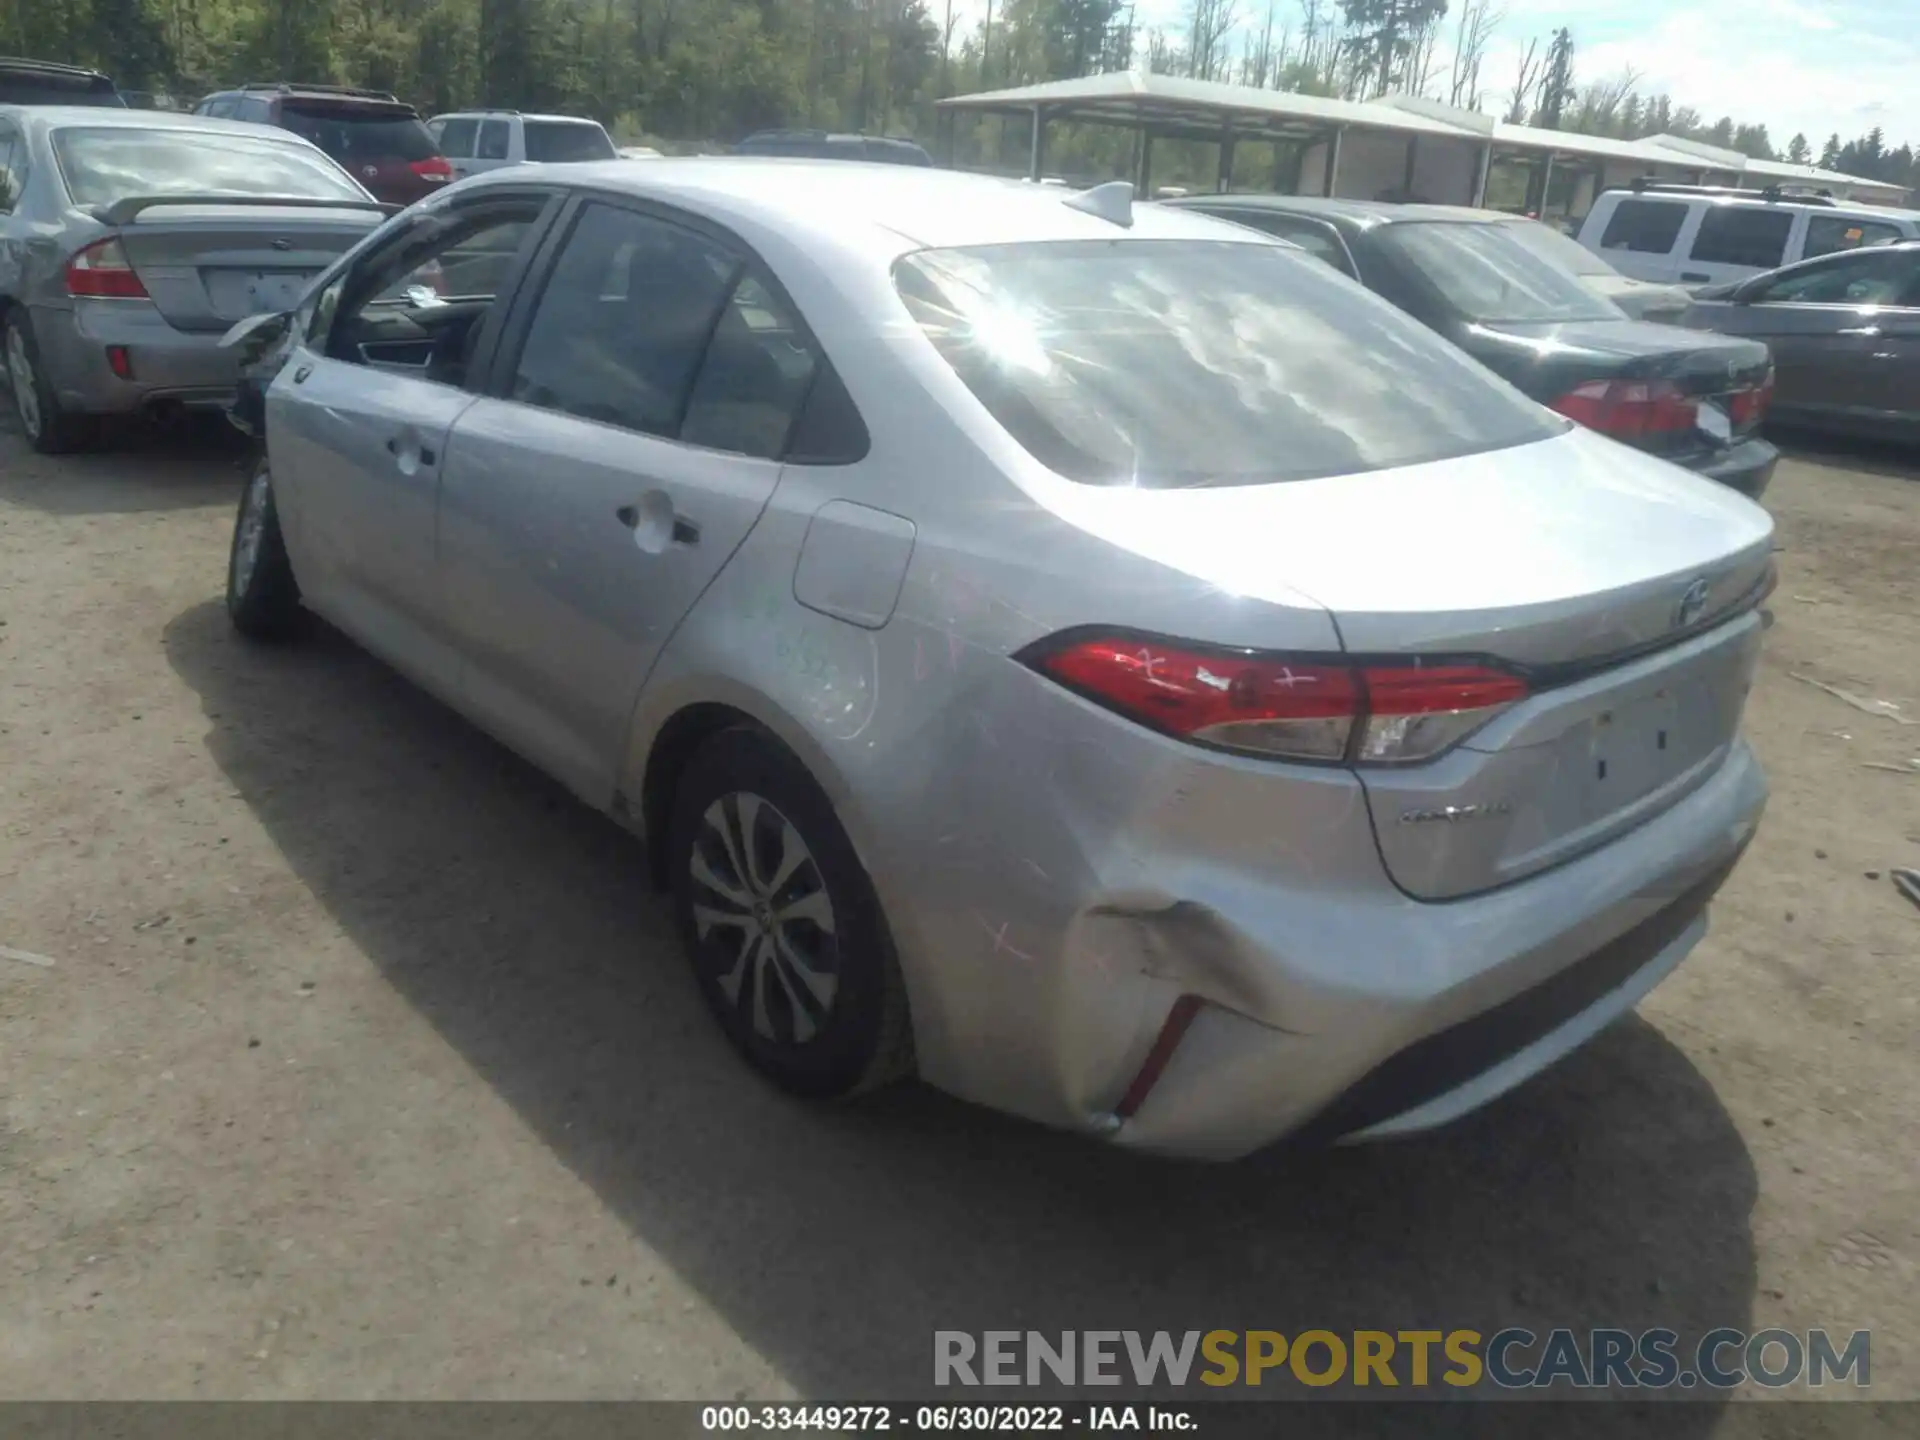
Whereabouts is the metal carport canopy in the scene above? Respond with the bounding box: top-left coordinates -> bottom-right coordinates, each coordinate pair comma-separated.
934,71 -> 1489,190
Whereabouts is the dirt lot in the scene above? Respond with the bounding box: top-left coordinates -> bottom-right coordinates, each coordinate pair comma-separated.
1,413 -> 1916,1417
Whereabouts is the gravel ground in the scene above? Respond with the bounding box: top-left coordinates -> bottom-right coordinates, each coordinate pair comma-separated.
0,414 -> 1915,1419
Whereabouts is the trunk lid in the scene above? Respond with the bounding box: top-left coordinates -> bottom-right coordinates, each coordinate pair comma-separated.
110,204 -> 382,332
1476,318 -> 1774,453
1038,426 -> 1775,900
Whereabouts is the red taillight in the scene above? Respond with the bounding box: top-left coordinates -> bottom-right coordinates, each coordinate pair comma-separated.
1728,368 -> 1774,428
65,237 -> 147,299
1551,378 -> 1697,439
1026,634 -> 1528,765
409,156 -> 453,182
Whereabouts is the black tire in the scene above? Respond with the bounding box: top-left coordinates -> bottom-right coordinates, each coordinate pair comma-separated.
225,454 -> 303,640
667,727 -> 913,1098
3,309 -> 88,454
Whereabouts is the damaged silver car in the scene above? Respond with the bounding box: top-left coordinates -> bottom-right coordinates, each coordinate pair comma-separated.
222,162 -> 1773,1158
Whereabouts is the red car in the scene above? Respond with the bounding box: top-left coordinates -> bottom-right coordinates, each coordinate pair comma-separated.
192,83 -> 452,206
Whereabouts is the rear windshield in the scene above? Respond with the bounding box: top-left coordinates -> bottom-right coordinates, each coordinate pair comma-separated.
524,120 -> 615,163
1373,221 -> 1623,324
0,75 -> 123,106
1499,218 -> 1615,277
895,239 -> 1563,489
280,102 -> 439,163
53,126 -> 369,207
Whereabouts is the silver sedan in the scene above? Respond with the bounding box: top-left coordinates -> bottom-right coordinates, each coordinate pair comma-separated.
225,161 -> 1772,1159
0,105 -> 387,452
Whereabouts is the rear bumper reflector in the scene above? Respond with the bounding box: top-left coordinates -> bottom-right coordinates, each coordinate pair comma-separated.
1115,994 -> 1204,1120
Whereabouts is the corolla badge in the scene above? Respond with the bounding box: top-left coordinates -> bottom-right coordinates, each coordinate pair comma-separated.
1400,802 -> 1513,825
1675,577 -> 1712,629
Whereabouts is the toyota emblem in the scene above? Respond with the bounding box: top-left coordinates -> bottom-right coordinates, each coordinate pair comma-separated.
363,165 -> 378,178
1675,577 -> 1712,629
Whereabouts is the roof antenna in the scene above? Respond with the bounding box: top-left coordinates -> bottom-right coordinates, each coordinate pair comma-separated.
1064,180 -> 1134,228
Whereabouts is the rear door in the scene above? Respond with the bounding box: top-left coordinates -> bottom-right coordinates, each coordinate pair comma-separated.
1588,196 -> 1692,282
469,118 -> 513,174
1677,204 -> 1793,287
435,116 -> 480,177
435,196 -> 820,800
267,190 -> 560,689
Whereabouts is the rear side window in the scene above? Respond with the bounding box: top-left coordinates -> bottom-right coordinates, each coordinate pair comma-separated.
0,71 -> 121,106
1689,207 -> 1792,268
280,103 -> 438,163
1599,199 -> 1687,255
437,118 -> 479,158
1803,214 -> 1907,260
523,121 -> 615,163
1198,210 -> 1352,274
895,239 -> 1564,489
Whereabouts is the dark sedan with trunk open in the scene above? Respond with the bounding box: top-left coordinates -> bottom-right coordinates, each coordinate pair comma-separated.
1164,195 -> 1778,500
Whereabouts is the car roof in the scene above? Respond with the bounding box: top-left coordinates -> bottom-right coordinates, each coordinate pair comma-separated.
435,111 -> 604,124
0,104 -> 338,144
1163,193 -> 1514,230
1598,187 -> 1920,220
459,158 -> 1265,253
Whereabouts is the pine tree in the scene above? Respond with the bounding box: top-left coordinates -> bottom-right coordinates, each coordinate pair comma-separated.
1786,132 -> 1809,164
1819,133 -> 1842,168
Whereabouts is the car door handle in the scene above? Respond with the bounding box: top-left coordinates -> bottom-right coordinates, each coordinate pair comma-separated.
1838,326 -> 1882,336
384,436 -> 436,466
1681,271 -> 1711,282
617,498 -> 699,549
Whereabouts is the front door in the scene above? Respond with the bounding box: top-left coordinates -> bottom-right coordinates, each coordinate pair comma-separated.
436,197 -> 822,801
267,190 -> 558,688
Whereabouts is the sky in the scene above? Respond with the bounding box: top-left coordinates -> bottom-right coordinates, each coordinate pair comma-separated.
955,0 -> 1920,152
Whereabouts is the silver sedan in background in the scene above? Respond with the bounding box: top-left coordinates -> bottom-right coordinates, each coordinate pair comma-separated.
225,162 -> 1772,1159
0,106 -> 388,451
1679,239 -> 1920,442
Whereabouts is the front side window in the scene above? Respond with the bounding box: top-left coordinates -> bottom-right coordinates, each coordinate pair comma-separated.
318,199 -> 545,385
1599,198 -> 1688,255
523,121 -> 615,163
1689,206 -> 1792,268
1371,221 -> 1622,324
1750,249 -> 1920,307
895,239 -> 1565,489
53,126 -> 370,207
1803,214 -> 1906,260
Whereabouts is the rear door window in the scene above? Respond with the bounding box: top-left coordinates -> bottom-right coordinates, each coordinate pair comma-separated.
523,121 -> 615,163
1802,214 -> 1907,259
1599,199 -> 1688,255
895,238 -> 1564,488
507,202 -> 740,438
436,118 -> 479,158
477,120 -> 511,160
1688,207 -> 1792,269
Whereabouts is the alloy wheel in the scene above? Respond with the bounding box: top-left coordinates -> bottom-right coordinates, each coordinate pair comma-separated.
688,791 -> 840,1046
5,326 -> 40,441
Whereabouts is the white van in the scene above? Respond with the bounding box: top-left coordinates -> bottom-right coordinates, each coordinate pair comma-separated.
427,110 -> 616,178
1577,184 -> 1920,288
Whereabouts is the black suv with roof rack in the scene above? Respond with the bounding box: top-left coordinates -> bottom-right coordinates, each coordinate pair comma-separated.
734,128 -> 932,166
0,57 -> 124,107
192,82 -> 451,204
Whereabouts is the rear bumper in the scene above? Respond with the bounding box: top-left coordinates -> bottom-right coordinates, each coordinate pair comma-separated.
30,300 -> 240,416
1682,435 -> 1778,500
1108,742 -> 1766,1158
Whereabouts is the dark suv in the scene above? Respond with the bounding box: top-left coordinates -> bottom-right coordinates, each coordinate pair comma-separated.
0,57 -> 124,107
192,83 -> 451,205
734,128 -> 931,166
